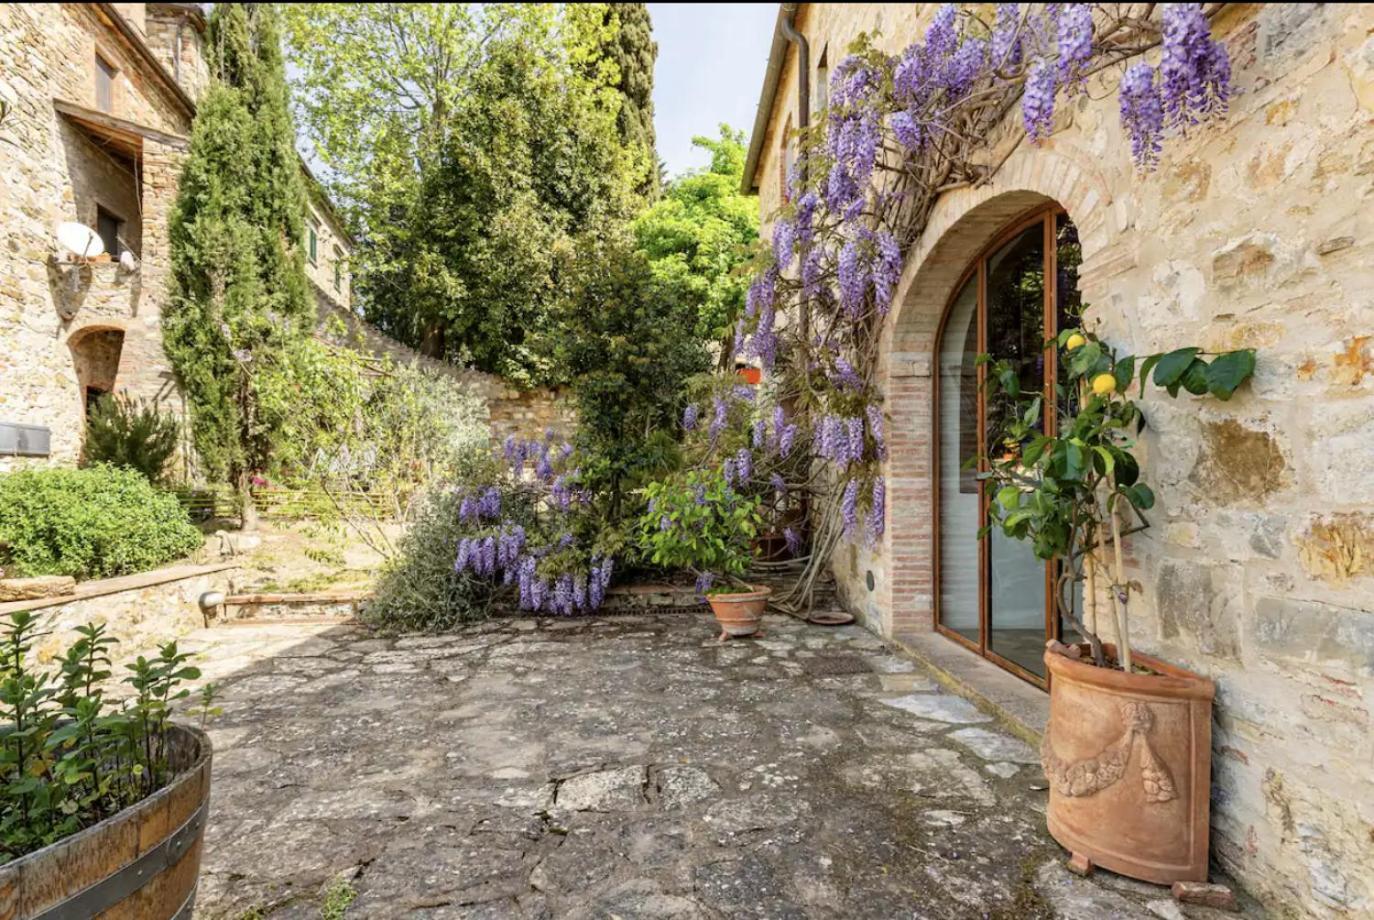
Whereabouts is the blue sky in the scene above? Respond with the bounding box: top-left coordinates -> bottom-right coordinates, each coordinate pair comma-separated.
649,3 -> 777,179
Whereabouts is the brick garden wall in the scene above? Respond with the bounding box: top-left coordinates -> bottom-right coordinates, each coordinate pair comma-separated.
753,4 -> 1374,915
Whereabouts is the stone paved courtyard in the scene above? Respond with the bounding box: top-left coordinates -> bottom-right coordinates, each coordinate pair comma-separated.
182,613 -> 1253,919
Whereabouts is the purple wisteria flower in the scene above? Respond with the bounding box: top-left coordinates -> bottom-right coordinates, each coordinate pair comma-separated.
847,417 -> 866,465
993,4 -> 1023,68
841,479 -> 860,536
925,4 -> 958,60
838,238 -> 869,318
773,218 -> 798,270
784,526 -> 802,556
795,191 -> 818,245
694,571 -> 715,598
682,403 -> 699,431
866,404 -> 887,458
1119,63 -> 1164,170
866,477 -> 886,545
1056,4 -> 1093,90
752,418 -> 767,448
1023,58 -> 1057,142
891,110 -> 925,152
1160,2 -> 1230,128
709,397 -> 728,442
830,356 -> 863,390
779,424 -> 796,457
746,265 -> 778,318
736,448 -> 753,483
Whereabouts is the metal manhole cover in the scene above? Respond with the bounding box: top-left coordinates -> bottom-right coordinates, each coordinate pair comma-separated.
804,654 -> 873,676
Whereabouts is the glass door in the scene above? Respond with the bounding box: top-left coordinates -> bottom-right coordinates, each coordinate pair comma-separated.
934,207 -> 1080,687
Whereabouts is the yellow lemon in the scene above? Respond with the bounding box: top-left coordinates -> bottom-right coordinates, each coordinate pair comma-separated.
1091,373 -> 1117,396
1064,332 -> 1087,351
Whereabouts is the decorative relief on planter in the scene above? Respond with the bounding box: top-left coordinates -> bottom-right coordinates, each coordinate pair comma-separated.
1041,701 -> 1177,803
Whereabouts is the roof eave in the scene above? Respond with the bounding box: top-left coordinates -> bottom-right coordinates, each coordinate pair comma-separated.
741,4 -> 799,195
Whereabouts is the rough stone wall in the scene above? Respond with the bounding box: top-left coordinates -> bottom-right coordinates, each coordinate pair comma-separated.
314,299 -> 576,445
15,565 -> 237,668
145,5 -> 209,103
0,3 -> 192,470
753,4 -> 1374,915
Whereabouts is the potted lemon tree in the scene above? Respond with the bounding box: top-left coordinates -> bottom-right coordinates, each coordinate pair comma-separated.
638,469 -> 768,640
979,327 -> 1254,884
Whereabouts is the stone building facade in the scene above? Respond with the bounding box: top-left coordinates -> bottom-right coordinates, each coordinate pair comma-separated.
746,4 -> 1373,916
0,2 -> 364,473
0,3 -> 559,472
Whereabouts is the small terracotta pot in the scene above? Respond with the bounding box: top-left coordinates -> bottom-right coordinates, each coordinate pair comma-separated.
1042,645 -> 1215,884
706,585 -> 770,640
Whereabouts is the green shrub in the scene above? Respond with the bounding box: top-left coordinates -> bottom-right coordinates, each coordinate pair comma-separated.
637,468 -> 762,589
0,614 -> 205,863
0,466 -> 203,580
82,394 -> 180,484
363,488 -> 498,632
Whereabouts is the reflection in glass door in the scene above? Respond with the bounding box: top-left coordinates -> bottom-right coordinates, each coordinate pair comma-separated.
934,208 -> 1081,686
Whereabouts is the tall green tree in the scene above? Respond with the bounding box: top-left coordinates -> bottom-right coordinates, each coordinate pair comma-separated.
543,232 -> 710,521
601,3 -> 658,197
283,4 -> 645,382
632,126 -> 759,345
165,3 -> 310,529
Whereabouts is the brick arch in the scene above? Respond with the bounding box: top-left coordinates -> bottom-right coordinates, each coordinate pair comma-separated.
67,323 -> 127,416
873,144 -> 1113,638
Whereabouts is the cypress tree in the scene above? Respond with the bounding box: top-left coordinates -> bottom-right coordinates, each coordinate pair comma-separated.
605,3 -> 658,197
165,3 -> 310,530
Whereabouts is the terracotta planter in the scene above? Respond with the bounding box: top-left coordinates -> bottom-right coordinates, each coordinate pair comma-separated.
1041,645 -> 1214,884
0,724 -> 212,919
707,585 -> 770,641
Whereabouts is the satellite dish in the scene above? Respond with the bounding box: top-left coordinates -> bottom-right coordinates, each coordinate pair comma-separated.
56,222 -> 103,259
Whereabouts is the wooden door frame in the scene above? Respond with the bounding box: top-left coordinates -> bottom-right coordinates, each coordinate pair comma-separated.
931,203 -> 1068,690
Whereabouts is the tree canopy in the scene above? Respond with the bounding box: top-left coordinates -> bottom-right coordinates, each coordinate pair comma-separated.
632,126 -> 759,344
283,3 -> 652,383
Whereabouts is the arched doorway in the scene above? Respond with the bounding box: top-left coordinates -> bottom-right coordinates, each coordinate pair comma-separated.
934,205 -> 1081,686
69,327 -> 126,417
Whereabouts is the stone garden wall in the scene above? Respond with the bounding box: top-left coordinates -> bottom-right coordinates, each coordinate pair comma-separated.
315,298 -> 576,445
0,563 -> 237,667
754,4 -> 1374,915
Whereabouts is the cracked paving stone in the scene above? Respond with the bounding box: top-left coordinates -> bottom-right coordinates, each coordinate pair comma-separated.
879,691 -> 992,723
985,761 -> 1022,779
654,765 -> 720,809
185,615 -> 1245,919
556,765 -> 646,811
947,726 -> 1041,764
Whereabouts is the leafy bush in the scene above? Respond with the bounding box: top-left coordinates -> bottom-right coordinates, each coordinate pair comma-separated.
0,466 -> 203,580
366,434 -> 626,631
363,488 -> 498,632
0,614 -> 204,863
638,468 -> 762,592
541,232 -> 710,522
82,394 -> 180,484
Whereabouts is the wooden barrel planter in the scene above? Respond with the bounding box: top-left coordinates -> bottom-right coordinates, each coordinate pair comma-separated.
0,724 -> 212,920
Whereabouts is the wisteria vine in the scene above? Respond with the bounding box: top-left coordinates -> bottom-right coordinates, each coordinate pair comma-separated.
449,432 -> 615,616
707,4 -> 1233,612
